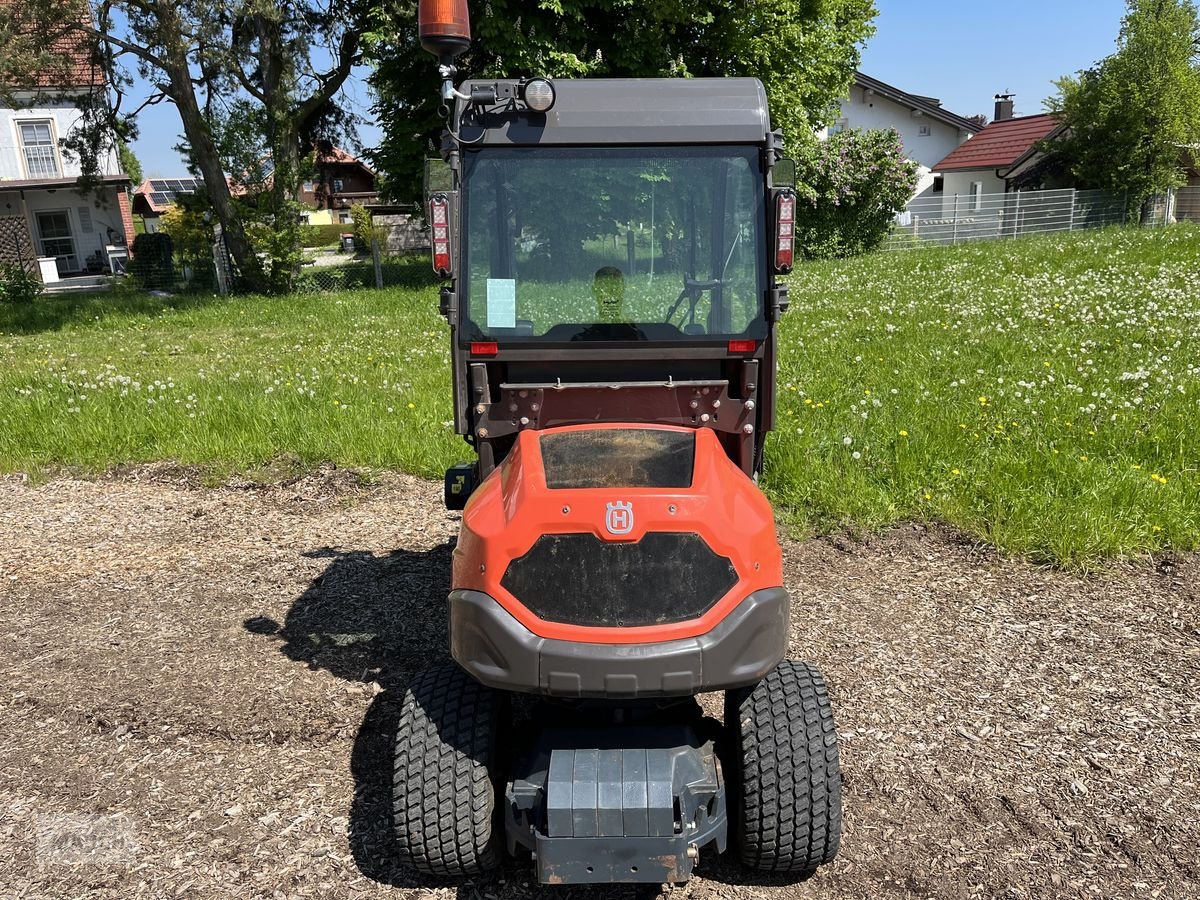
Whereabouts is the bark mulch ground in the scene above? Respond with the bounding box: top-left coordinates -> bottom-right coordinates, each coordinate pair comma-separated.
0,467 -> 1196,900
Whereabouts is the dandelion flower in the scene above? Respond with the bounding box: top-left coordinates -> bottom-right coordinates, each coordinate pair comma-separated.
843,436 -> 853,446
899,430 -> 909,437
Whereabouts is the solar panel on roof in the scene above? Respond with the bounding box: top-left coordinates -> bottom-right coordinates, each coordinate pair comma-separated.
150,192 -> 172,206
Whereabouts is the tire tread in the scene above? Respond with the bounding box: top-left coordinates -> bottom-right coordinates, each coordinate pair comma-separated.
392,663 -> 500,876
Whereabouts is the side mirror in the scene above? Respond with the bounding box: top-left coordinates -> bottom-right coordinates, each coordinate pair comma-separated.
424,157 -> 453,199
772,158 -> 796,190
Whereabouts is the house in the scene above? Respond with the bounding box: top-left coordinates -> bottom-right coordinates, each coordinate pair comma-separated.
931,103 -> 1065,214
0,5 -> 133,281
131,177 -> 203,233
300,148 -> 379,225
825,72 -> 985,200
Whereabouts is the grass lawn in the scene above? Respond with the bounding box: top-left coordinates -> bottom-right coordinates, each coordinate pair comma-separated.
2,226 -> 1198,564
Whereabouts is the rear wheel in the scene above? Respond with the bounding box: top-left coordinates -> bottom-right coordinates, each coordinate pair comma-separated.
725,660 -> 842,878
392,662 -> 502,876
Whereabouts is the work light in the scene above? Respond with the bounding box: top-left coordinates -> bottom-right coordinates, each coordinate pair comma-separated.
522,78 -> 556,112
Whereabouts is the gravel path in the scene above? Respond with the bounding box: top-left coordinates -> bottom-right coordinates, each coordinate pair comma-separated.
0,468 -> 1196,899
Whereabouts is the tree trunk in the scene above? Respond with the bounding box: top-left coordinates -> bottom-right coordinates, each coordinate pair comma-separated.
157,8 -> 271,294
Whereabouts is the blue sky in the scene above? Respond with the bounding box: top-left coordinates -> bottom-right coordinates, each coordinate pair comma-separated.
128,0 -> 1130,178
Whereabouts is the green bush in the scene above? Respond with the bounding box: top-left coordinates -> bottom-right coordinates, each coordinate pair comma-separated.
350,204 -> 383,254
129,232 -> 176,290
301,223 -> 348,247
794,129 -> 920,259
0,263 -> 42,304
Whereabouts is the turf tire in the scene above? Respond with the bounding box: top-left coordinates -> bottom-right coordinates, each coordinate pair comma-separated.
726,659 -> 842,878
392,662 -> 502,876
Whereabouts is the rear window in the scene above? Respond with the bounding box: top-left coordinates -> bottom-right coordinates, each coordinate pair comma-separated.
539,429 -> 694,489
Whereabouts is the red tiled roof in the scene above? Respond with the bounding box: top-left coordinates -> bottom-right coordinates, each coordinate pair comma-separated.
315,147 -> 375,174
933,114 -> 1061,172
0,0 -> 105,89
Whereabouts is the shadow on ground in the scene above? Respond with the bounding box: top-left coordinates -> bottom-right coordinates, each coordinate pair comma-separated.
0,289 -> 227,334
244,542 -> 452,889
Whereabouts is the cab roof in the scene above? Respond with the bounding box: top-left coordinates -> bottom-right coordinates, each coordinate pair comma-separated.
456,77 -> 773,147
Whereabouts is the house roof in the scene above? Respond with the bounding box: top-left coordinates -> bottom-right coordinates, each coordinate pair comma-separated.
854,72 -> 985,135
933,114 -> 1061,172
133,178 -> 203,214
0,173 -> 128,191
0,0 -> 105,89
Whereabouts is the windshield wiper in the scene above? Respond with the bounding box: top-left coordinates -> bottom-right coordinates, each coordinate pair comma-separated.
664,275 -> 724,330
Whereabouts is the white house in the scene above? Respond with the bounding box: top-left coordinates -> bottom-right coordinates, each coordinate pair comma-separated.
823,72 -> 985,201
0,25 -> 133,281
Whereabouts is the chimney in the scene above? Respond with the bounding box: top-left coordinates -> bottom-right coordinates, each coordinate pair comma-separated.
994,92 -> 1015,122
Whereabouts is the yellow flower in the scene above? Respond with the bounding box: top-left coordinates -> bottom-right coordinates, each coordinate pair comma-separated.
924,491 -> 932,500
899,429 -> 908,437
407,402 -> 416,409
1079,455 -> 1088,461
1151,473 -> 1168,484
978,396 -> 989,405
951,468 -> 962,476
1132,464 -> 1142,470
1152,525 -> 1163,533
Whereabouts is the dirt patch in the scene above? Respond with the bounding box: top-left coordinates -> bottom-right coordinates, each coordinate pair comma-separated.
0,470 -> 1197,899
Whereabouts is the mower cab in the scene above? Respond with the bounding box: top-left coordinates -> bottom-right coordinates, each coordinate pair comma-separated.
391,0 -> 841,887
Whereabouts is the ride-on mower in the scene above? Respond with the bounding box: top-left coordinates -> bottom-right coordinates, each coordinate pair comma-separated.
393,0 -> 842,886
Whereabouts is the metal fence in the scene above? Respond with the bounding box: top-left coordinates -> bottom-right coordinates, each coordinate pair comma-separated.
883,187 -> 1131,251
1151,185 -> 1200,226
284,214 -> 432,294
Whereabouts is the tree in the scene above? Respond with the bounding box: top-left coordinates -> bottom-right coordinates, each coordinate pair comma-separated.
0,0 -> 370,293
117,139 -> 142,185
366,0 -> 877,200
793,128 -> 918,258
1047,0 -> 1200,212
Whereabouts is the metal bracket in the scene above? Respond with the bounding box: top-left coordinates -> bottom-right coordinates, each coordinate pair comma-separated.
473,380 -> 758,440
768,283 -> 790,321
439,287 -> 457,320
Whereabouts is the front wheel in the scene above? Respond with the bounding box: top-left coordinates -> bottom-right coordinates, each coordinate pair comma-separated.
725,660 -> 842,878
392,662 -> 503,876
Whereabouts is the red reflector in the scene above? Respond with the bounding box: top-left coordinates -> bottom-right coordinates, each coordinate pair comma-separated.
728,340 -> 757,353
429,194 -> 452,277
470,341 -> 499,356
775,188 -> 797,274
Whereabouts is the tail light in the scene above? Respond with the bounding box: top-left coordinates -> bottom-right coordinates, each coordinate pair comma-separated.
418,0 -> 471,59
429,193 -> 452,277
775,189 -> 796,274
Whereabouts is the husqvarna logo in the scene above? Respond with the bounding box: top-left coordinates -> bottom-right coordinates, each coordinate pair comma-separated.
605,501 -> 634,535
